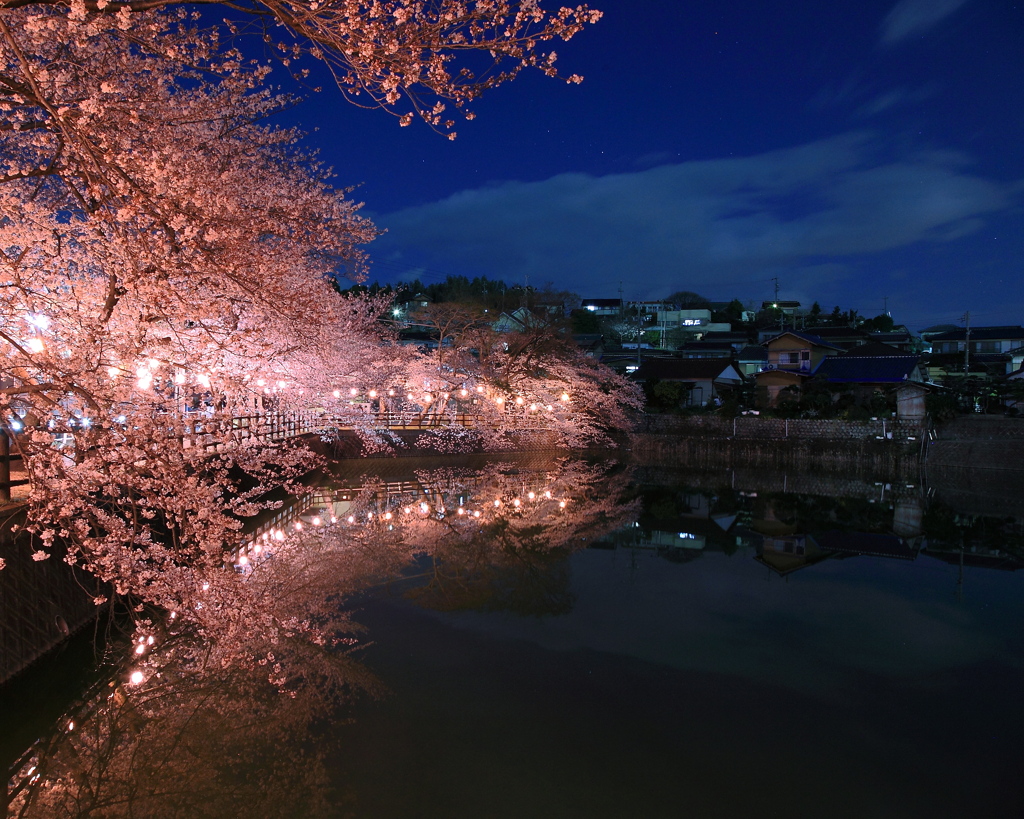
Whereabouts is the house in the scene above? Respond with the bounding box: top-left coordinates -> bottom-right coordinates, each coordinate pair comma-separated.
572,334 -> 605,357
736,345 -> 767,377
869,327 -> 922,353
491,306 -> 550,333
755,331 -> 842,406
627,299 -> 668,316
799,325 -> 870,350
926,325 -> 1024,356
760,300 -> 802,315
700,331 -> 753,351
580,298 -> 622,316
813,342 -> 928,421
653,309 -> 731,347
678,340 -> 736,359
924,325 -> 1024,378
632,358 -> 745,407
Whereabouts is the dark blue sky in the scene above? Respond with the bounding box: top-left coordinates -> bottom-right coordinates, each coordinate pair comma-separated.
281,0 -> 1023,330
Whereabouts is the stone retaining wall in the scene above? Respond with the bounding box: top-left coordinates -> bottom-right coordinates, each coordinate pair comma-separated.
636,414 -> 923,442
932,415 -> 1024,440
626,432 -> 917,477
924,417 -> 1024,472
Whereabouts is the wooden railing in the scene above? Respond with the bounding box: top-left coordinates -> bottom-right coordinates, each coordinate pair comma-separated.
1,409 -> 552,499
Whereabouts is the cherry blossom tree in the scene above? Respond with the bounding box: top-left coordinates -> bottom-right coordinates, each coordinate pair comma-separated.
395,307 -> 644,451
0,0 -> 631,703
0,0 -> 601,137
0,7 -> 400,601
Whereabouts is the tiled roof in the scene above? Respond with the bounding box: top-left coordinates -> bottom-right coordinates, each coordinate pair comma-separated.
928,325 -> 1024,342
815,531 -> 916,560
762,331 -> 844,351
815,355 -> 919,383
803,326 -> 869,339
633,358 -> 741,381
838,341 -> 910,357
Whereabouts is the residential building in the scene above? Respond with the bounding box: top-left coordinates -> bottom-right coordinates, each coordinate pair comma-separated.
760,300 -> 802,315
924,326 -> 1024,378
632,358 -> 745,407
580,298 -> 622,316
755,331 -> 842,406
814,342 -> 928,422
927,326 -> 1024,356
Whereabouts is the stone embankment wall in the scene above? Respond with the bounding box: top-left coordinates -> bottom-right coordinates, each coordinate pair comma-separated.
628,462 -> 919,502
925,416 -> 1024,516
0,520 -> 104,685
635,414 -> 923,441
628,414 -> 923,476
926,416 -> 1024,471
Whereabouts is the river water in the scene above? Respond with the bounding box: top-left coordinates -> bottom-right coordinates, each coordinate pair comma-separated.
4,456 -> 1023,818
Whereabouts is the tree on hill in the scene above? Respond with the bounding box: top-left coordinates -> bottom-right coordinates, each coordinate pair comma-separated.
666,290 -> 711,309
860,313 -> 895,333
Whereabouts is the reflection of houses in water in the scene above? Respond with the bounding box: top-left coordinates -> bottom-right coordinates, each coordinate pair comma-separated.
755,531 -> 917,577
922,541 -> 1024,572
815,530 -> 917,560
755,534 -> 831,576
594,489 -> 747,562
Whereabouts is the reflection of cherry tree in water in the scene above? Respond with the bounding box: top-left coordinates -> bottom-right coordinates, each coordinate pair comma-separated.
402,461 -> 639,614
10,460 -> 636,817
9,629 -> 380,819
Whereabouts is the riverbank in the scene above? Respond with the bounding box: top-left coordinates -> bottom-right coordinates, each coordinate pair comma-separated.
625,415 -> 924,477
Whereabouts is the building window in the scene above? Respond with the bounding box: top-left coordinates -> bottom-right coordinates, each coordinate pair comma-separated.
778,350 -> 810,365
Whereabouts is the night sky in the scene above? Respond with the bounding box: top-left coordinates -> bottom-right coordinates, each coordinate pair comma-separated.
281,0 -> 1023,331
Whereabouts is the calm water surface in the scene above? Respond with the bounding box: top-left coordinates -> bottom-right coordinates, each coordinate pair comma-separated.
331,543 -> 1023,819
4,459 -> 1023,818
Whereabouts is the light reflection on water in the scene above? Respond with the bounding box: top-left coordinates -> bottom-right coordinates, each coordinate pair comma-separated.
5,457 -> 1024,818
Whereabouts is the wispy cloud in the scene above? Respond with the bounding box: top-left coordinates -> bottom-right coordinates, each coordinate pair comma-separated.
880,0 -> 970,45
371,133 -> 1011,303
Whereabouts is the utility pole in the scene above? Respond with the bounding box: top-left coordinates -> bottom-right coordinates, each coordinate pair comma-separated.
637,309 -> 642,368
962,311 -> 971,375
771,277 -> 783,332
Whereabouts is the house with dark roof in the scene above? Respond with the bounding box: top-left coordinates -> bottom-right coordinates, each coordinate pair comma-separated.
925,325 -> 1024,378
737,345 -> 767,377
810,342 -> 928,421
869,328 -> 922,353
927,325 -> 1024,356
815,342 -> 925,383
678,340 -> 736,359
632,358 -> 744,407
799,325 -> 871,350
572,334 -> 605,357
700,331 -> 753,350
